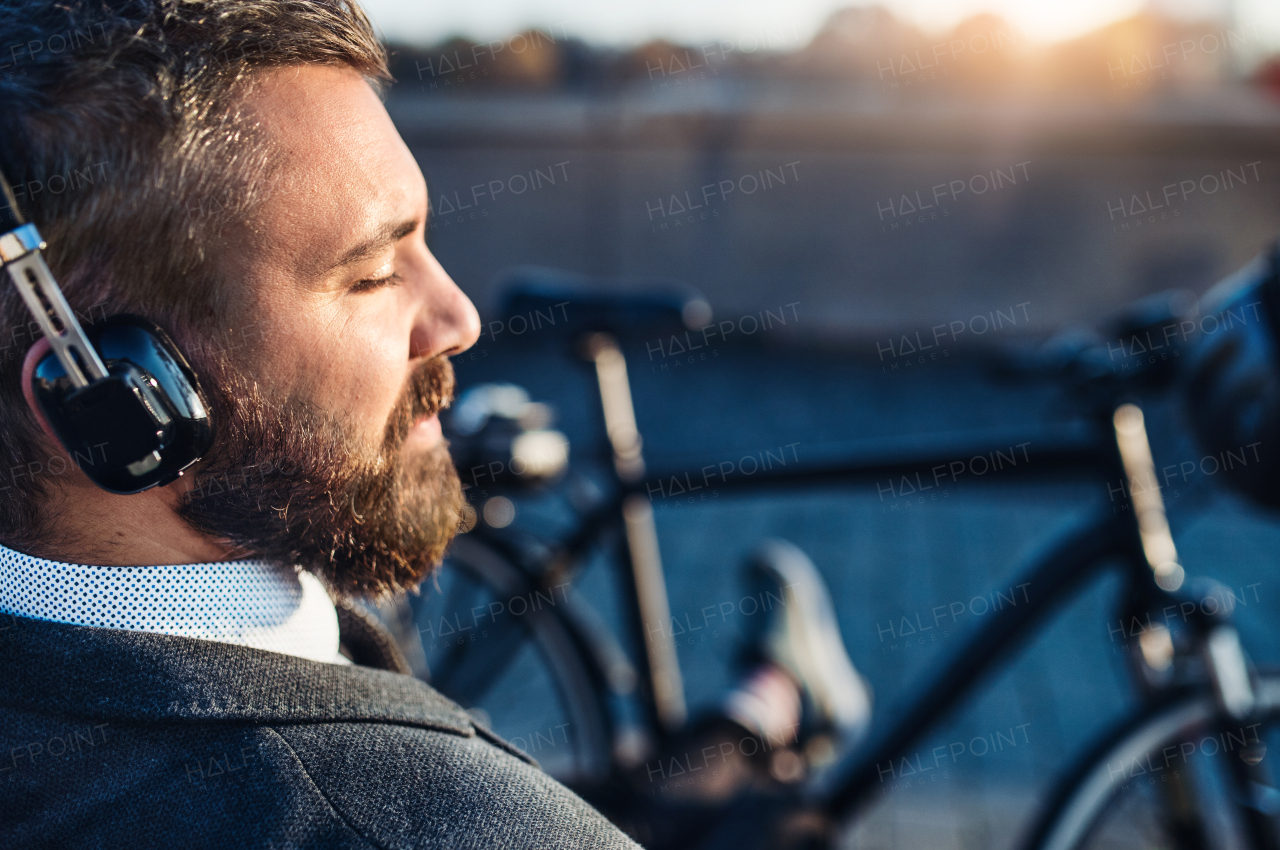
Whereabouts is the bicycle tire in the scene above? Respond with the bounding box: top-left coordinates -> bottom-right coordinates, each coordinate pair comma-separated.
1023,674 -> 1280,850
410,533 -> 617,783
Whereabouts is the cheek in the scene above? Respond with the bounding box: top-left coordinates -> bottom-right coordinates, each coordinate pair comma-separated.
319,321 -> 410,430
316,339 -> 401,418
255,297 -> 412,431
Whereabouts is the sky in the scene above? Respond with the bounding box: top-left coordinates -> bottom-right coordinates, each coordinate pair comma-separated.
359,0 -> 1280,51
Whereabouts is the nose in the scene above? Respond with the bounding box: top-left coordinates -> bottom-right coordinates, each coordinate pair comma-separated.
408,249 -> 481,361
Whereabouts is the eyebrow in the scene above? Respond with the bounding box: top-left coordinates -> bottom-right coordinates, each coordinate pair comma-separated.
322,217 -> 420,275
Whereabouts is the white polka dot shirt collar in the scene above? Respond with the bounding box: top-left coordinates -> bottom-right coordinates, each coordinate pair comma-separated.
0,542 -> 347,665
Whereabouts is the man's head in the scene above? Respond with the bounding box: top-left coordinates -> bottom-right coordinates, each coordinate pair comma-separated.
0,1 -> 481,596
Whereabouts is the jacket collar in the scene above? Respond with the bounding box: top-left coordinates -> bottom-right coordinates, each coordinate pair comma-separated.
0,612 -> 475,736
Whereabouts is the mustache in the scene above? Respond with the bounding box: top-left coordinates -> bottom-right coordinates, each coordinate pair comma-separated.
382,356 -> 456,450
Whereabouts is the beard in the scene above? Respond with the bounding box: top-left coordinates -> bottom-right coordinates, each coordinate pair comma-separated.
176,353 -> 463,600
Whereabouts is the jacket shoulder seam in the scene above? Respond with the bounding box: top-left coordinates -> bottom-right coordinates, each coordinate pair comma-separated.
261,725 -> 386,850
471,722 -> 539,768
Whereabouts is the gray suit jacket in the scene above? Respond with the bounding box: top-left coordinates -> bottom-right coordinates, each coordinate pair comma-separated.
0,612 -> 640,849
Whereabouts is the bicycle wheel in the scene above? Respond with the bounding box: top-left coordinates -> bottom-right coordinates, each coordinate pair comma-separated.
408,533 -> 618,784
1024,674 -> 1280,850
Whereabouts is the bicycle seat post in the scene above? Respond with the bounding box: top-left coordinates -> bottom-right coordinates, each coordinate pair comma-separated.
581,332 -> 688,734
1113,403 -> 1185,595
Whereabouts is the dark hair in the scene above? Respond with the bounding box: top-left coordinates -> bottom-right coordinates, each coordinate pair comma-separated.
0,0 -> 391,545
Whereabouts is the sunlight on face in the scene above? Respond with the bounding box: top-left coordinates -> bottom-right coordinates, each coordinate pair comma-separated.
225,65 -> 478,457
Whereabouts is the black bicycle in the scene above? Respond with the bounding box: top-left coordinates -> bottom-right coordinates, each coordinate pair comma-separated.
375,251 -> 1280,849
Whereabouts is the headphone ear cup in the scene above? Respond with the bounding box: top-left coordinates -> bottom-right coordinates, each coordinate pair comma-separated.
29,314 -> 214,494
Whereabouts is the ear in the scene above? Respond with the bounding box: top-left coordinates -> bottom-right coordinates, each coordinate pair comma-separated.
21,336 -> 61,446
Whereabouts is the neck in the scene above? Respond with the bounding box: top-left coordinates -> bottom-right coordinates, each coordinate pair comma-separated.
22,471 -> 239,567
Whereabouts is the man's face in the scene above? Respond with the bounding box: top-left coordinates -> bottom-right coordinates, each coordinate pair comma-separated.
178,64 -> 481,597
225,64 -> 478,455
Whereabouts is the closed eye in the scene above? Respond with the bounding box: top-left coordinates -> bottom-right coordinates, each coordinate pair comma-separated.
350,271 -> 403,294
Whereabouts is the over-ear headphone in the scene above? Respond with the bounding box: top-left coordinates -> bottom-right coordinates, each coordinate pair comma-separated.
0,166 -> 213,495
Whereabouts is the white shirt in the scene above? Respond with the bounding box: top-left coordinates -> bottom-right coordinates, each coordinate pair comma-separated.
0,541 -> 348,664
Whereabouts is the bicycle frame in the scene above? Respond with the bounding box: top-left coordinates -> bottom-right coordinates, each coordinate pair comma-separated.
623,433 -> 1150,820
580,331 -> 1271,832
457,328 -> 1270,843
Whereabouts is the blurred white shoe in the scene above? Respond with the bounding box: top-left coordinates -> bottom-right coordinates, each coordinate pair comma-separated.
746,538 -> 873,748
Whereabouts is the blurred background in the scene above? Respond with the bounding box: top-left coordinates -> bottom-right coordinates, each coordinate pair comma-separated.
368,1 -> 1280,847
369,0 -> 1280,335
